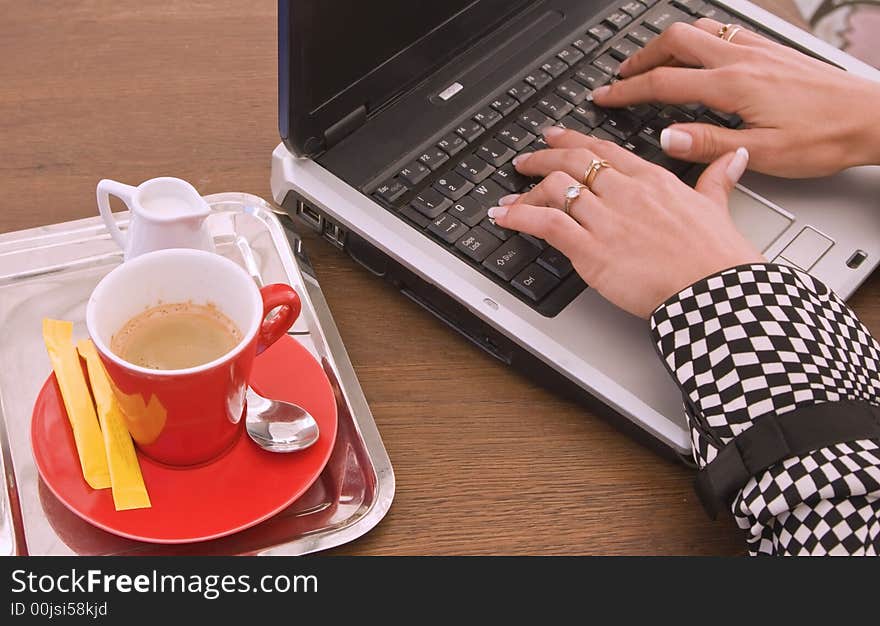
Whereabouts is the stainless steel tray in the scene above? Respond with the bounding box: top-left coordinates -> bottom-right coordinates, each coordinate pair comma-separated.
0,192 -> 394,555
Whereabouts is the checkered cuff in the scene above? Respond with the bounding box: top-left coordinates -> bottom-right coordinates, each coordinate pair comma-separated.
650,264 -> 880,555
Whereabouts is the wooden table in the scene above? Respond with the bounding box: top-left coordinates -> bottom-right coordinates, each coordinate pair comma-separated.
3,1 -> 870,556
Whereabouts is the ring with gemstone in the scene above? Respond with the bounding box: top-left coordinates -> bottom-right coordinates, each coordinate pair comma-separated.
563,184 -> 588,216
582,159 -> 611,192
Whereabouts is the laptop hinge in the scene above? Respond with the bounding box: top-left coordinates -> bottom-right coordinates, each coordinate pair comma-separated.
324,105 -> 367,149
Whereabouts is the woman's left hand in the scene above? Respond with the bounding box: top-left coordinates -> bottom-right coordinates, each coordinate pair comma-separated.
488,126 -> 764,318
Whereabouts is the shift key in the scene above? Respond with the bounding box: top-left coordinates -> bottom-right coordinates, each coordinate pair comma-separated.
482,235 -> 541,281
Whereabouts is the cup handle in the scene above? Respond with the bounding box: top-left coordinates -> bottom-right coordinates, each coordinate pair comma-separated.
256,284 -> 302,355
97,179 -> 137,250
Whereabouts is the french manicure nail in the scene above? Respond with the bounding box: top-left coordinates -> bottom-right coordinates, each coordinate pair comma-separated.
512,153 -> 531,166
660,128 -> 693,153
726,147 -> 749,183
498,194 -> 519,206
487,206 -> 508,220
591,85 -> 610,100
543,126 -> 565,138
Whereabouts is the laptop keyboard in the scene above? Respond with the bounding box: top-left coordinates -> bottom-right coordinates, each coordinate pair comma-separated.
370,0 -> 764,317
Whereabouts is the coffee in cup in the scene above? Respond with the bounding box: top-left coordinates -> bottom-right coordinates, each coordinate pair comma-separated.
111,302 -> 242,370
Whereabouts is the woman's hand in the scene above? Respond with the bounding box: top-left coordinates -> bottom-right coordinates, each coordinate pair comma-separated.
488,127 -> 764,318
590,19 -> 880,177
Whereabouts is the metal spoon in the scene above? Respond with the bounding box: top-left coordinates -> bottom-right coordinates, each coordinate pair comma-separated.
245,387 -> 320,452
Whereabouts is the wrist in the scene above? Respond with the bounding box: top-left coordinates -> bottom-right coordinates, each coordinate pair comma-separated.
848,79 -> 880,168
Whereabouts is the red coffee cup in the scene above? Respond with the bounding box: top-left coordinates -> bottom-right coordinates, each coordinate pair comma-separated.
85,248 -> 301,466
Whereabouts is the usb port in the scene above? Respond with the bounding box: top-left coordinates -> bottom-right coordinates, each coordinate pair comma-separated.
295,200 -> 324,233
323,222 -> 346,249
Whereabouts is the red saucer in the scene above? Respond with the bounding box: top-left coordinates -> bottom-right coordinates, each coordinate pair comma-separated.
31,335 -> 337,544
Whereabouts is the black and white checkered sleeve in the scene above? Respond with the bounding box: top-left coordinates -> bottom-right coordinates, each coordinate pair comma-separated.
649,264 -> 880,555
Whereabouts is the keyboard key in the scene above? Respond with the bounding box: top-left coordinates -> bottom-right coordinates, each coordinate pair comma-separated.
637,127 -> 661,147
696,5 -> 732,22
478,139 -> 516,167
473,106 -> 503,129
491,94 -> 519,115
603,110 -> 642,139
480,216 -> 515,241
455,120 -> 485,142
653,106 -> 694,129
399,205 -> 431,228
508,81 -> 536,102
411,188 -> 451,218
433,172 -> 474,201
653,153 -> 692,176
455,226 -> 502,262
428,213 -> 469,244
497,124 -> 535,151
621,1 -> 648,18
524,69 -> 553,90
556,80 -> 589,104
418,148 -> 449,171
375,178 -> 407,204
471,179 -> 508,208
627,25 -> 656,46
627,103 -> 657,120
521,233 -> 548,250
482,235 -> 541,281
707,109 -> 742,128
680,102 -> 707,116
540,57 -> 569,78
672,0 -> 705,14
559,115 -> 590,134
492,163 -> 530,192
571,102 -> 607,128
574,65 -> 611,89
449,196 -> 488,227
588,24 -> 614,43
593,53 -> 621,76
605,11 -> 632,30
643,6 -> 692,33
537,93 -> 574,120
456,155 -> 494,184
624,134 -> 660,159
611,38 -> 641,61
512,263 -> 560,301
517,108 -> 553,133
557,46 -> 585,66
571,37 -> 599,55
590,127 -> 619,143
437,133 -> 467,156
398,161 -> 430,186
642,0 -> 659,5
537,247 -> 574,278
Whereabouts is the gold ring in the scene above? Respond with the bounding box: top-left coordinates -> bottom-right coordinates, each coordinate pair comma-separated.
718,23 -> 742,42
583,159 -> 611,192
563,184 -> 587,216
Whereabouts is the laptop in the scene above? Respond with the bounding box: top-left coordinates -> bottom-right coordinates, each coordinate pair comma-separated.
271,0 -> 880,458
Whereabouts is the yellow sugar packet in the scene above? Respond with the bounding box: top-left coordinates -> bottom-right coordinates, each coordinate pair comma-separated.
41,319 -> 111,490
77,339 -> 151,511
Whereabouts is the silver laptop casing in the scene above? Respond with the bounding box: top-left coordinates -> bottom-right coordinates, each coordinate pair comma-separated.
272,0 -> 880,454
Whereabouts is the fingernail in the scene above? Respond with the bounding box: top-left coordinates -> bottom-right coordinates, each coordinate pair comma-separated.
660,127 -> 693,154
512,152 -> 531,166
543,126 -> 565,138
726,147 -> 749,183
487,206 -> 508,219
591,85 -> 610,100
498,194 -> 519,206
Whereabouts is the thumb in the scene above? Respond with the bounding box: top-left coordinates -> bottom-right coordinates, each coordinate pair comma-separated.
660,123 -> 754,163
694,147 -> 750,207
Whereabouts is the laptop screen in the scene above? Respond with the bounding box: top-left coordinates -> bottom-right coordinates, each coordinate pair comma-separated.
281,0 -> 535,155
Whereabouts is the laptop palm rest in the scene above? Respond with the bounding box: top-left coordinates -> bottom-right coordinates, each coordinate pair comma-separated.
728,187 -> 793,253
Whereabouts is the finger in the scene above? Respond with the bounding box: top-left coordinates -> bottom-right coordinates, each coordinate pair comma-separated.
659,122 -> 771,164
590,67 -> 732,111
487,202 -> 599,263
694,147 -> 750,207
514,147 -> 642,184
691,17 -> 777,49
539,126 -> 652,175
516,160 -> 626,203
618,22 -> 741,78
514,170 -> 579,208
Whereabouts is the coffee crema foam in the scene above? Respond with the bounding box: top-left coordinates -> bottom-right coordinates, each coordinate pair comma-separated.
110,302 -> 242,370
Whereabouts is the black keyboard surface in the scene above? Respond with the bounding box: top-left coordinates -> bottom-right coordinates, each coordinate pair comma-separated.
371,0 -> 765,317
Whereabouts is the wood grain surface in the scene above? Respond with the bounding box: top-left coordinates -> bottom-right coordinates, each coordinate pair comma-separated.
2,1 -> 858,555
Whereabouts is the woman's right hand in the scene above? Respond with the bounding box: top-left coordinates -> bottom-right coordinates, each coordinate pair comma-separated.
591,19 -> 880,177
